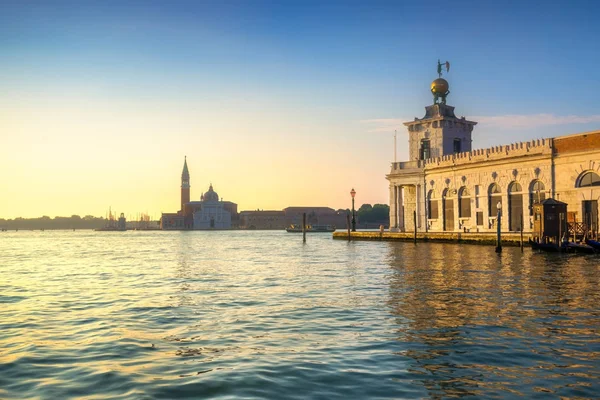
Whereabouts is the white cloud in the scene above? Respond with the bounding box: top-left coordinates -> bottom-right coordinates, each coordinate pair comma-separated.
361,114 -> 600,131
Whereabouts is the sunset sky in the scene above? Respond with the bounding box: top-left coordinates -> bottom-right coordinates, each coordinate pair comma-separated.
1,0 -> 599,219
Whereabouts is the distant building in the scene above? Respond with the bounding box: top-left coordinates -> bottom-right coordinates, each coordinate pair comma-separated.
239,210 -> 287,229
161,158 -> 238,230
238,207 -> 349,230
193,184 -> 238,229
387,67 -> 600,234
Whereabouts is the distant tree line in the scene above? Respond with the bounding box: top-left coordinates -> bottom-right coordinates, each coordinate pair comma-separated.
357,204 -> 390,223
0,215 -> 108,230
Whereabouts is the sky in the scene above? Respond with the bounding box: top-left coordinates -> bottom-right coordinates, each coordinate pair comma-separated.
1,0 -> 599,219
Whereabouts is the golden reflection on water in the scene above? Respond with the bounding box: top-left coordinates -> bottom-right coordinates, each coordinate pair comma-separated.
385,242 -> 600,398
1,231 -> 599,399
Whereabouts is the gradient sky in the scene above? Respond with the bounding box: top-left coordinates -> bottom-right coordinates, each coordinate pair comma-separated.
1,0 -> 599,219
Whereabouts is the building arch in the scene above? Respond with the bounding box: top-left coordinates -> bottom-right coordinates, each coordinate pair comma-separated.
442,188 -> 455,231
529,180 -> 546,215
458,186 -> 471,218
427,189 -> 439,219
577,171 -> 600,187
508,181 -> 523,231
488,183 -> 502,217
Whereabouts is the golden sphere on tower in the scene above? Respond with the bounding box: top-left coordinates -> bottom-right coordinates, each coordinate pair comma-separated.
431,78 -> 449,94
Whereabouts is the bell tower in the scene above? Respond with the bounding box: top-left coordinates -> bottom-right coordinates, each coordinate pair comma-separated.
181,156 -> 190,212
403,60 -> 477,161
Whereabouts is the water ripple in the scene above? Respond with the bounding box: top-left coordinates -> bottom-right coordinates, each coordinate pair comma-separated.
1,230 -> 599,398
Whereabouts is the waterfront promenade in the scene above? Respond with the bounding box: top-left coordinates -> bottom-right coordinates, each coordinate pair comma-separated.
334,230 -> 526,246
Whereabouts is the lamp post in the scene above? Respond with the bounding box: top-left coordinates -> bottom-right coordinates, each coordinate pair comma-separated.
495,201 -> 502,253
350,188 -> 356,232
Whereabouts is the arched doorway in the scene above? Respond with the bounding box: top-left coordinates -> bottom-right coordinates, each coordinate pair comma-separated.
442,188 -> 454,231
508,182 -> 523,231
458,187 -> 471,219
488,183 -> 502,217
529,180 -> 546,215
577,171 -> 600,234
427,190 -> 439,219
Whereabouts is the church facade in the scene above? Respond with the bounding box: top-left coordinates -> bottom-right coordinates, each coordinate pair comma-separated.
161,158 -> 238,230
387,67 -> 600,235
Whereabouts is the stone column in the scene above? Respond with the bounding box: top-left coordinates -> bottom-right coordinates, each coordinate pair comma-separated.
398,186 -> 404,231
389,184 -> 397,230
415,184 -> 421,231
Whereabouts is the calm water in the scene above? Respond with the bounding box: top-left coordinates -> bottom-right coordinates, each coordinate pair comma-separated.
1,231 -> 599,399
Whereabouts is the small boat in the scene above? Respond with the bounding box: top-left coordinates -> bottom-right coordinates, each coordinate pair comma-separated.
529,239 -> 561,252
585,239 -> 600,251
286,224 -> 336,233
564,242 -> 597,254
530,239 -> 597,254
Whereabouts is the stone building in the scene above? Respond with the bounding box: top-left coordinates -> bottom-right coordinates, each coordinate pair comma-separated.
387,71 -> 600,235
193,184 -> 238,229
239,210 -> 287,230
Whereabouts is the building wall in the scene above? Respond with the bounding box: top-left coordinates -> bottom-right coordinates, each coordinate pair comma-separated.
388,131 -> 600,234
554,132 -> 600,228
239,211 -> 287,229
424,152 -> 553,233
161,213 -> 185,230
193,202 -> 232,229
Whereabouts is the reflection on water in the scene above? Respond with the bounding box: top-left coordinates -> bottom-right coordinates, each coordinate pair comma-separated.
386,243 -> 600,398
0,231 -> 599,398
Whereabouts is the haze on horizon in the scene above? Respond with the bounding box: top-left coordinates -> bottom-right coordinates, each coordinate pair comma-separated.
1,0 -> 599,219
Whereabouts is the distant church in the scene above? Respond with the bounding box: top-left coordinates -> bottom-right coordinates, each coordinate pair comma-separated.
387,61 -> 600,234
160,157 -> 238,230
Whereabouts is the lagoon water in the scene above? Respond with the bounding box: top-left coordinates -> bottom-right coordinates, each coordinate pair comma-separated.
1,230 -> 599,399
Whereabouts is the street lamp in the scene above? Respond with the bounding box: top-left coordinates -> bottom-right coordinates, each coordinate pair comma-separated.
495,201 -> 502,253
350,188 -> 356,232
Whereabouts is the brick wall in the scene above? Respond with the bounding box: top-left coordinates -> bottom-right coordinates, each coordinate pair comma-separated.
554,131 -> 600,154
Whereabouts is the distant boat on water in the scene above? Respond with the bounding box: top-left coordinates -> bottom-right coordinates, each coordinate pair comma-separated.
286,224 -> 336,233
95,208 -> 126,232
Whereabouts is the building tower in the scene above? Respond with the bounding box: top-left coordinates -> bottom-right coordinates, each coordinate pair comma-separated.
386,60 -> 477,233
181,156 -> 190,212
403,60 -> 477,161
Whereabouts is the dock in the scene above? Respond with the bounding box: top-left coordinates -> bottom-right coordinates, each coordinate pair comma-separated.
333,231 -> 528,246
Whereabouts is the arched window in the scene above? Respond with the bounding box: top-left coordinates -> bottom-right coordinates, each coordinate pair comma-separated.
508,182 -> 523,231
577,171 -> 600,187
529,180 -> 546,215
458,186 -> 471,218
488,183 -> 501,216
442,188 -> 454,231
427,190 -> 439,219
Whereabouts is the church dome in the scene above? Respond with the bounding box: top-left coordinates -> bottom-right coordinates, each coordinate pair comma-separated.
431,78 -> 449,94
203,184 -> 219,202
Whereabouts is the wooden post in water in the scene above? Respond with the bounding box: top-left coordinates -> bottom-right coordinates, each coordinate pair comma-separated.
346,214 -> 351,241
495,204 -> 502,253
520,213 -> 524,252
413,210 -> 417,244
302,212 -> 306,243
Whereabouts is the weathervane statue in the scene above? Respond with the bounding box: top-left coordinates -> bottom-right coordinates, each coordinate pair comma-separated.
437,59 -> 450,78
431,59 -> 451,104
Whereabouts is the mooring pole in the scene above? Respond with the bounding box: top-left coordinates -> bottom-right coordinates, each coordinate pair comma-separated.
413,210 -> 417,244
495,204 -> 502,253
302,212 -> 306,243
346,213 -> 351,241
520,213 -> 524,252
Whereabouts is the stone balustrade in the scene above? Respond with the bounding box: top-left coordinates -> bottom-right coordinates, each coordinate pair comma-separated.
424,138 -> 553,168
390,160 -> 425,171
